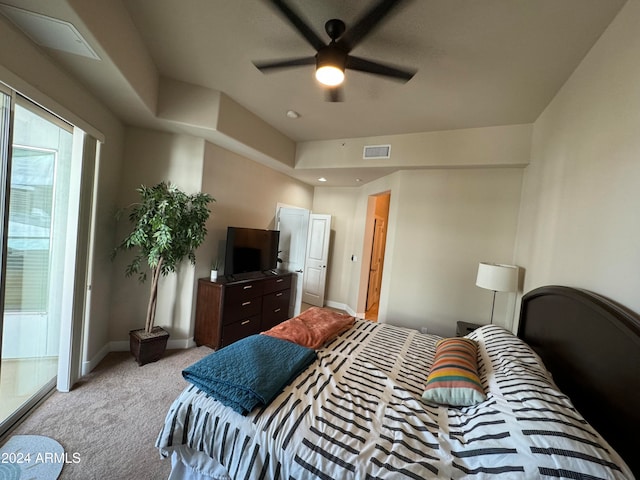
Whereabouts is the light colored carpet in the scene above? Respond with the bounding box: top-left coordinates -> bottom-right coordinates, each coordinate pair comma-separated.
1,347 -> 212,480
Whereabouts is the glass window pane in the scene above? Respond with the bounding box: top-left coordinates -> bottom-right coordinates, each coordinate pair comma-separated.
5,147 -> 55,311
1,100 -> 73,426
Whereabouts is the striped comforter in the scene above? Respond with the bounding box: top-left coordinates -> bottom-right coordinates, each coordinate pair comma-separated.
156,320 -> 632,479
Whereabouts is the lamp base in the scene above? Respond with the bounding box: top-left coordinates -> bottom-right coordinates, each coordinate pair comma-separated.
489,290 -> 497,324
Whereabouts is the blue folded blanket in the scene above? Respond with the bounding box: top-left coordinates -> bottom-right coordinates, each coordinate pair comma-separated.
183,334 -> 317,415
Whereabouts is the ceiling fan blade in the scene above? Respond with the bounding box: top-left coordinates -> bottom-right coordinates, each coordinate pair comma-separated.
325,86 -> 344,102
268,0 -> 326,51
336,0 -> 407,52
253,56 -> 316,72
346,55 -> 416,82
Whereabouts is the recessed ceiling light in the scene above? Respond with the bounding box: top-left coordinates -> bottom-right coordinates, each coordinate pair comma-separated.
286,110 -> 300,119
355,178 -> 362,183
318,177 -> 327,182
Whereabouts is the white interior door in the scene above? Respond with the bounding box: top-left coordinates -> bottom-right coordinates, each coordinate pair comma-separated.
302,214 -> 331,307
276,205 -> 310,317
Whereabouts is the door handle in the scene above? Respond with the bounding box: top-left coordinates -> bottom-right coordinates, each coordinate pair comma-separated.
295,269 -> 303,273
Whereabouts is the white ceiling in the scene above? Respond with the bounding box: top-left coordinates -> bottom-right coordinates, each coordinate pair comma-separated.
122,0 -> 626,141
0,0 -> 627,185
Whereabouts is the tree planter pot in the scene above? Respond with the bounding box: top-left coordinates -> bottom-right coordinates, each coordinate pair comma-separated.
129,327 -> 170,366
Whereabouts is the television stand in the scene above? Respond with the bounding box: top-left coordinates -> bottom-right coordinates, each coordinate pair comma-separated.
223,271 -> 265,282
194,272 -> 292,349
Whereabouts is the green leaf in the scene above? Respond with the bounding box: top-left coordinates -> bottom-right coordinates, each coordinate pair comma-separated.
112,181 -> 214,282
111,182 -> 214,329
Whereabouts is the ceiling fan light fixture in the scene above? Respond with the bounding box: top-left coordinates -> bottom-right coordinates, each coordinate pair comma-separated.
315,65 -> 344,86
315,46 -> 346,86
254,3 -> 416,101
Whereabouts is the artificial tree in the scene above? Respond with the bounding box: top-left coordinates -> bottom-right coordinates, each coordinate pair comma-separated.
113,182 -> 213,363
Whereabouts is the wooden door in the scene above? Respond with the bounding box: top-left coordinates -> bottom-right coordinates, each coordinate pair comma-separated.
366,216 -> 386,311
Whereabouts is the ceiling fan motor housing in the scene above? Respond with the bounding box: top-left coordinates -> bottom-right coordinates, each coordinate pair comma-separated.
325,18 -> 346,40
316,45 -> 347,71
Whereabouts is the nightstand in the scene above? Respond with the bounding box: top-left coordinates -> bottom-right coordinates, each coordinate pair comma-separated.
456,321 -> 483,337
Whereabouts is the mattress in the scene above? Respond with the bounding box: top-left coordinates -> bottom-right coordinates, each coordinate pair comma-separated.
156,320 -> 632,479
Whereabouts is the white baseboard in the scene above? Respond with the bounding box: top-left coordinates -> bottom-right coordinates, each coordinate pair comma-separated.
168,337 -> 196,349
82,342 -> 111,376
82,336 -> 195,375
109,340 -> 130,352
325,300 -> 357,317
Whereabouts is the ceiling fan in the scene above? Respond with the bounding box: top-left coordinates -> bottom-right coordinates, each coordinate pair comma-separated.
253,0 -> 417,102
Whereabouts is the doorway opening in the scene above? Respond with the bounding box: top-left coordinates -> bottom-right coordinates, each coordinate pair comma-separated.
276,205 -> 332,317
0,87 -> 97,439
363,192 -> 390,322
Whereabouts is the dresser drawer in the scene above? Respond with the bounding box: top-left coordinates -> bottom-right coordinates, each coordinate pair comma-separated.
225,281 -> 264,303
262,289 -> 291,330
221,315 -> 261,347
222,296 -> 262,325
263,275 -> 291,294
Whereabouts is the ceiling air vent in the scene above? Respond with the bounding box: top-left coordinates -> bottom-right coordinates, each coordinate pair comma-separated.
363,144 -> 391,159
0,4 -> 100,60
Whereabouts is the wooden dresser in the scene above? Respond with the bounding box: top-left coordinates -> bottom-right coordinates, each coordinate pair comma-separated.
194,272 -> 292,349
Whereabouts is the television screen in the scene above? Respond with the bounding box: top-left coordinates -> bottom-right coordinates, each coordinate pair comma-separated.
224,227 -> 280,275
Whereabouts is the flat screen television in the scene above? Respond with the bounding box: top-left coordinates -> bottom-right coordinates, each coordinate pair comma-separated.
224,227 -> 280,275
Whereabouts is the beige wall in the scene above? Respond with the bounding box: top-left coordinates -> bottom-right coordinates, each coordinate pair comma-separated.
315,167 -> 523,337
385,169 -> 522,336
515,0 -> 640,320
312,187 -> 360,307
109,128 -> 206,343
200,142 -> 314,280
296,124 -> 532,169
107,139 -> 311,340
110,130 -> 313,343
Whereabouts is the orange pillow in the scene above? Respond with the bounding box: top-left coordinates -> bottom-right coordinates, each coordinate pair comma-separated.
262,307 -> 354,349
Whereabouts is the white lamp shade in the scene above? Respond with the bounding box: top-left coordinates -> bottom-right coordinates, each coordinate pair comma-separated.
476,262 -> 518,292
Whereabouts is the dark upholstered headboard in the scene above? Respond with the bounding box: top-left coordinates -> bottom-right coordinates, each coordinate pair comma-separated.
518,286 -> 640,477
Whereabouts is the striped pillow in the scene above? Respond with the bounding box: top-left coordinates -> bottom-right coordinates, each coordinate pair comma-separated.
421,337 -> 486,407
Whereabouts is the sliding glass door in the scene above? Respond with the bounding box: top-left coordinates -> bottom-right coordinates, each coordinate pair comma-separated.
0,92 -> 77,428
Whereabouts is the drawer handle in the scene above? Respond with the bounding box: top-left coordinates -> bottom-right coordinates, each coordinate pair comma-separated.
276,279 -> 283,283
242,301 -> 251,306
243,285 -> 253,290
276,292 -> 283,297
241,320 -> 251,325
274,308 -> 281,313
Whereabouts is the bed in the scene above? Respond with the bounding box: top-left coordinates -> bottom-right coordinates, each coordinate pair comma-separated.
156,286 -> 638,479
